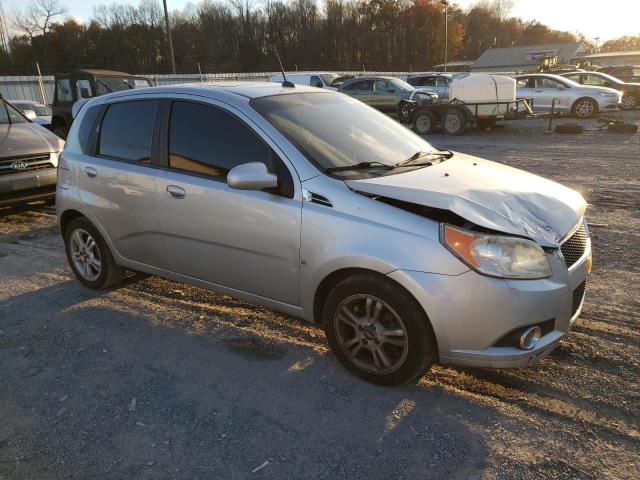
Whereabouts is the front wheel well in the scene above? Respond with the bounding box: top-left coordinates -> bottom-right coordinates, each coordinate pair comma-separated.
59,209 -> 84,235
312,268 -> 423,325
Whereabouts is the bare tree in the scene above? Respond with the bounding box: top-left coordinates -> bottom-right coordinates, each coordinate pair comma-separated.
12,0 -> 66,40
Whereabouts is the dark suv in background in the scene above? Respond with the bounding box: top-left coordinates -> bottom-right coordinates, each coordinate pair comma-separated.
51,69 -> 152,138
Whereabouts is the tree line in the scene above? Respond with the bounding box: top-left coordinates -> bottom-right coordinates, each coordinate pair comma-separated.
1,0 -> 637,76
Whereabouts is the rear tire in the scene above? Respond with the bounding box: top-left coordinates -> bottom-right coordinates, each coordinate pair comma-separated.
413,111 -> 437,135
323,272 -> 437,386
64,217 -> 123,289
441,109 -> 467,135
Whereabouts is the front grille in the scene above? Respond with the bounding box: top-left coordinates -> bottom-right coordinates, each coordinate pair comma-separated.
0,153 -> 53,176
572,280 -> 587,318
560,222 -> 587,268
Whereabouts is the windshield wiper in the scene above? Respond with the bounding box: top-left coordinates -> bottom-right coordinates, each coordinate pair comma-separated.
325,161 -> 395,173
395,150 -> 453,167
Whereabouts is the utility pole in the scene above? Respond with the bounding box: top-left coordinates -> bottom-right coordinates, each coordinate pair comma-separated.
441,0 -> 448,72
162,0 -> 176,74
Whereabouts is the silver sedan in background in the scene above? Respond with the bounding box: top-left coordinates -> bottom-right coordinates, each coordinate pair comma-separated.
56,83 -> 591,385
515,73 -> 621,118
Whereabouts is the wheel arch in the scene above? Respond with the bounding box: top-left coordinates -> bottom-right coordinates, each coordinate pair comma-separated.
311,267 -> 430,327
59,208 -> 84,235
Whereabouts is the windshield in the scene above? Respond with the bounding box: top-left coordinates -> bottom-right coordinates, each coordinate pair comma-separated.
390,77 -> 415,92
251,92 -> 439,177
0,100 -> 29,125
321,74 -> 339,85
14,102 -> 51,116
95,76 -> 150,95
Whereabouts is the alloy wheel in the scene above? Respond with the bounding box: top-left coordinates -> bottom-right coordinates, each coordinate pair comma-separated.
333,294 -> 409,375
621,94 -> 637,110
69,228 -> 102,281
575,100 -> 594,118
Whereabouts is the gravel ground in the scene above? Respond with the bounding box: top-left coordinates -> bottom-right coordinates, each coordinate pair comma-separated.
1,111 -> 639,480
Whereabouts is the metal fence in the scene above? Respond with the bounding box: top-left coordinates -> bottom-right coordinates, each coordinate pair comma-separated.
0,71 -> 413,104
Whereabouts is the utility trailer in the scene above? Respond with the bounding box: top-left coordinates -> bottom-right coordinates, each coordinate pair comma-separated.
398,95 -> 535,135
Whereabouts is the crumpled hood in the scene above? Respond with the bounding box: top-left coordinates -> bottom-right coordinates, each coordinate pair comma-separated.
0,123 -> 62,157
345,152 -> 587,247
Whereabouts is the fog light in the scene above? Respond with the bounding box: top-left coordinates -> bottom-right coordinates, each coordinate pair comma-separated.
519,326 -> 542,350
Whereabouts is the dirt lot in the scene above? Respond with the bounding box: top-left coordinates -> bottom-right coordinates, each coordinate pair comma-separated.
1,112 -> 639,480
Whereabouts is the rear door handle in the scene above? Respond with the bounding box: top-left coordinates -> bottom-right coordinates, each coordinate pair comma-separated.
84,166 -> 97,178
166,185 -> 186,199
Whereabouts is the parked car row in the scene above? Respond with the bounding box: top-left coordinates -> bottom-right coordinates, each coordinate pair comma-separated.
269,69 -> 639,120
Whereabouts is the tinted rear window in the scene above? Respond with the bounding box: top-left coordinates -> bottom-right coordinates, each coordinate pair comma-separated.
98,101 -> 157,162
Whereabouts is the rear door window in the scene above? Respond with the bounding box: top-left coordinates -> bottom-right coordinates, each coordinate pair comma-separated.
98,100 -> 158,163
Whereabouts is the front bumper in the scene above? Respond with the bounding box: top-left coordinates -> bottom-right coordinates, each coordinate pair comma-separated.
598,97 -> 621,112
388,244 -> 590,368
0,168 -> 57,206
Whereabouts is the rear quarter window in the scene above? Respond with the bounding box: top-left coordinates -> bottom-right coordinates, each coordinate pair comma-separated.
98,101 -> 158,163
76,105 -> 103,154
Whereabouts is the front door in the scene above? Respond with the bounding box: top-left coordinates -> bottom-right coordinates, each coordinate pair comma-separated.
372,79 -> 396,112
156,99 -> 302,306
77,99 -> 167,268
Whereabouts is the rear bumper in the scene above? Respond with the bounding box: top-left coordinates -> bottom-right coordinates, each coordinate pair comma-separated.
0,168 -> 57,206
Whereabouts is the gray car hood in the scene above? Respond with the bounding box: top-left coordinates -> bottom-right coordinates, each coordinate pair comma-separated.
0,123 -> 61,157
346,152 -> 587,247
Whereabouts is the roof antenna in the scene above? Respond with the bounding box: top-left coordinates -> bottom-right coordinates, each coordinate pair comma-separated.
275,49 -> 295,88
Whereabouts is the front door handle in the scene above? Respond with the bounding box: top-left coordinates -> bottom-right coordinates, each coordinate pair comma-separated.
84,166 -> 97,178
166,185 -> 186,199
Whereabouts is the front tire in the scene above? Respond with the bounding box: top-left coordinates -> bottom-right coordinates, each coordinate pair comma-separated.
572,98 -> 598,118
621,94 -> 637,110
64,217 -> 123,289
323,273 -> 437,385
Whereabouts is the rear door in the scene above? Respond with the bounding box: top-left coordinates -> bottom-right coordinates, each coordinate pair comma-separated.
155,98 -> 302,305
77,98 -> 167,268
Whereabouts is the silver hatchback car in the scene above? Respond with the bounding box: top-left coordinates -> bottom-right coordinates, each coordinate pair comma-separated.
57,83 -> 591,385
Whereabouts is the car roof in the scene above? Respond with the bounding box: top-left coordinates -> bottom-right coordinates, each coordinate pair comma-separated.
91,82 -> 329,102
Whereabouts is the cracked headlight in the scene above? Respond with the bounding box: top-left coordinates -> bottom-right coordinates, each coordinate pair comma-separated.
441,224 -> 551,279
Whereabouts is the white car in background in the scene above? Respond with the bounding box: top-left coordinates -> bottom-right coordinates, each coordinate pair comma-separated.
8,100 -> 52,129
514,73 -> 621,118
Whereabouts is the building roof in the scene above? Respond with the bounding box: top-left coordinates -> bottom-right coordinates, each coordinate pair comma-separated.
472,42 -> 584,69
433,60 -> 475,68
575,50 -> 640,60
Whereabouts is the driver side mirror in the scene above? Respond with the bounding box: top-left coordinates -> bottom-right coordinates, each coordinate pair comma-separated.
23,110 -> 37,120
227,162 -> 278,191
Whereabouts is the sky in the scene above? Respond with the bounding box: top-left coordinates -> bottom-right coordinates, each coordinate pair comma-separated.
2,0 -> 639,42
